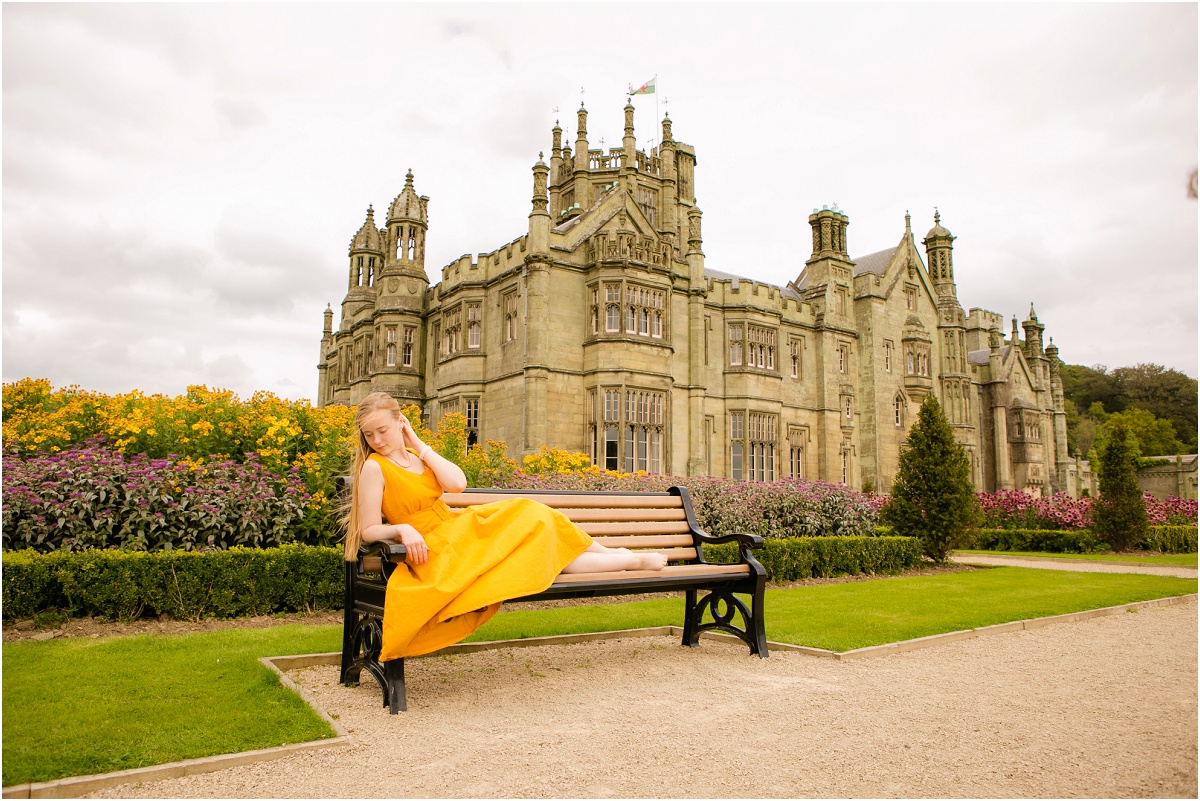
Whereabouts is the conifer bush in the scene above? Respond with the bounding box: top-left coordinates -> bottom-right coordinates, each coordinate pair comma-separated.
1092,421 -> 1149,552
881,396 -> 979,562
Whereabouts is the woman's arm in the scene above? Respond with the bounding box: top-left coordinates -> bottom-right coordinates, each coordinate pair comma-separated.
356,458 -> 432,565
399,416 -> 467,493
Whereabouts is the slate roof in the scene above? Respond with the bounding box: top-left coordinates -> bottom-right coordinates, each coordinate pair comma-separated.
851,246 -> 897,277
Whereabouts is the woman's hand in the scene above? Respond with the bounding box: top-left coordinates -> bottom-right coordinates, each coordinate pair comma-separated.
396,523 -> 431,565
396,415 -> 429,456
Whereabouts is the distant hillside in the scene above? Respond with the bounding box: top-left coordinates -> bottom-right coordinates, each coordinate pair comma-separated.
1059,363 -> 1197,456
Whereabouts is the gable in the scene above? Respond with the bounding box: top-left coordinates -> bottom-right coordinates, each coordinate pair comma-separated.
553,186 -> 659,254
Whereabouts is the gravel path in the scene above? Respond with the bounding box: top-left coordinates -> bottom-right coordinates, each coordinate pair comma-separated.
93,599 -> 1198,799
950,553 -> 1199,578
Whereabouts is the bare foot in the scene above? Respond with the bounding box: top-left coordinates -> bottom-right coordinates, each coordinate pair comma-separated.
634,551 -> 668,571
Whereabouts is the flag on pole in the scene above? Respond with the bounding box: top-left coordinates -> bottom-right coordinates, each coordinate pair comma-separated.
629,77 -> 656,95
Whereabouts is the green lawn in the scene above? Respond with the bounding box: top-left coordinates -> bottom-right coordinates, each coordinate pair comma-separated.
3,568 -> 1195,787
955,549 -> 1198,567
2,625 -> 342,787
474,568 -> 1196,652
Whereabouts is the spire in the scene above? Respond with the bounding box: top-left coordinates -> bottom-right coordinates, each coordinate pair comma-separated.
1028,302 -> 1038,321
905,210 -> 912,237
349,205 -> 383,253
661,112 -> 673,143
1011,316 -> 1020,344
622,98 -> 636,169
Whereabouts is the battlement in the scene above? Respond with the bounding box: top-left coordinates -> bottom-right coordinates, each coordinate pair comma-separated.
440,235 -> 528,290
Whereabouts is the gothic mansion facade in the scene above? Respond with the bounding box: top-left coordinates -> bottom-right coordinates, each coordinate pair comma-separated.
318,102 -> 1072,495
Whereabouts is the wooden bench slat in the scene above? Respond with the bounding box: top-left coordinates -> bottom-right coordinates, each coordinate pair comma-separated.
442,493 -> 683,509
576,521 -> 692,536
589,534 -> 695,549
551,563 -> 751,584
558,508 -> 687,522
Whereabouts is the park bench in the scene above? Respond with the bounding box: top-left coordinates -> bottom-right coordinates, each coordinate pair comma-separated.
340,485 -> 768,713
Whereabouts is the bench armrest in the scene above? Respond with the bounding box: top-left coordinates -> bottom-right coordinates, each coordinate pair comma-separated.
692,529 -> 765,549
359,540 -> 408,562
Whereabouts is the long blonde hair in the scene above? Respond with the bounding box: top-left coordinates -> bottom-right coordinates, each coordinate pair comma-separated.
341,391 -> 402,561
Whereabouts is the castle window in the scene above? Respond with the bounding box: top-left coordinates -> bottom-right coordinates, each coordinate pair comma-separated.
747,326 -> 776,370
835,287 -> 848,315
443,307 -> 462,356
904,286 -> 917,311
637,186 -> 657,225
747,413 -> 777,482
366,335 -> 374,373
728,324 -> 743,366
789,445 -> 804,478
790,340 -> 800,378
604,284 -> 620,333
402,327 -> 414,367
503,290 -> 518,342
367,264 -> 374,287
842,450 -> 850,485
465,398 -> 479,449
623,390 -> 665,473
625,285 -> 665,340
845,398 -> 853,419
884,341 -> 893,373
467,303 -> 481,349
838,345 -> 849,374
432,323 -> 441,360
385,327 -> 397,367
602,389 -> 621,471
589,287 -> 599,334
730,412 -> 744,480
894,396 -> 904,427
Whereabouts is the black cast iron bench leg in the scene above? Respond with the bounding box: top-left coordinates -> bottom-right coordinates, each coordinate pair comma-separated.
386,658 -> 406,714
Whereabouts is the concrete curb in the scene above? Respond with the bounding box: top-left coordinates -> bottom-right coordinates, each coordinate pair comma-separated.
5,595 -> 1194,797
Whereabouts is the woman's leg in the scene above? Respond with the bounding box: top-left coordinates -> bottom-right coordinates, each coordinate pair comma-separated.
561,543 -> 667,573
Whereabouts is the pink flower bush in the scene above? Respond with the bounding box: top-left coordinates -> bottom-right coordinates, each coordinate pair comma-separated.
975,489 -> 1196,530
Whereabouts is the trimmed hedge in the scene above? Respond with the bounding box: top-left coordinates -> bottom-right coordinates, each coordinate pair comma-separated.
3,536 -> 926,622
971,528 -> 1107,554
2,545 -> 342,622
1136,526 -> 1198,554
703,536 -> 922,582
968,525 -> 1198,555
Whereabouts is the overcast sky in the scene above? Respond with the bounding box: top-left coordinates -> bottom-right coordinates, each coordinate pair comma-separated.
4,2 -> 1196,403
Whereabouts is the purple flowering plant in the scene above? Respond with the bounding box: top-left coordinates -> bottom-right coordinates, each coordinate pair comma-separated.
2,440 -> 311,552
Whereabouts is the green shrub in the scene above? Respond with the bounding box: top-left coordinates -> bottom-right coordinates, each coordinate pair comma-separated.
881,396 -> 979,562
1092,421 -> 1149,551
703,536 -> 921,582
1137,526 -> 1198,554
2,545 -> 342,622
970,528 -> 1107,554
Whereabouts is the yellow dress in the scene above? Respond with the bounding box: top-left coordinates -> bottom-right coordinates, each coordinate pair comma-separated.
372,452 -> 592,661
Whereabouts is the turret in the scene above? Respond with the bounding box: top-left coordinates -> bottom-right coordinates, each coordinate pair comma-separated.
529,152 -> 550,253
549,120 -> 563,216
347,205 -> 384,290
386,169 -> 429,280
1023,303 -> 1045,358
622,99 -> 636,170
922,209 -> 957,299
574,103 -> 589,173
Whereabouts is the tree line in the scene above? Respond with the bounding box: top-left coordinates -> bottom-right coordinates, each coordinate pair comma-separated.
1059,363 -> 1197,458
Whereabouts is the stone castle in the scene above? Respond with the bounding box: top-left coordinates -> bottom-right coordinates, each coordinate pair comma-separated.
318,101 -> 1080,495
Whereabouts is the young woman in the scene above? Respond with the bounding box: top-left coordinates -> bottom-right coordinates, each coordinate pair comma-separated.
344,391 -> 667,661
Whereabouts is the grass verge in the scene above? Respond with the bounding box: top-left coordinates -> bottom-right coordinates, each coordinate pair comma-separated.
955,549 -> 1198,566
468,567 -> 1194,652
3,568 -> 1194,787
2,625 -> 342,787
